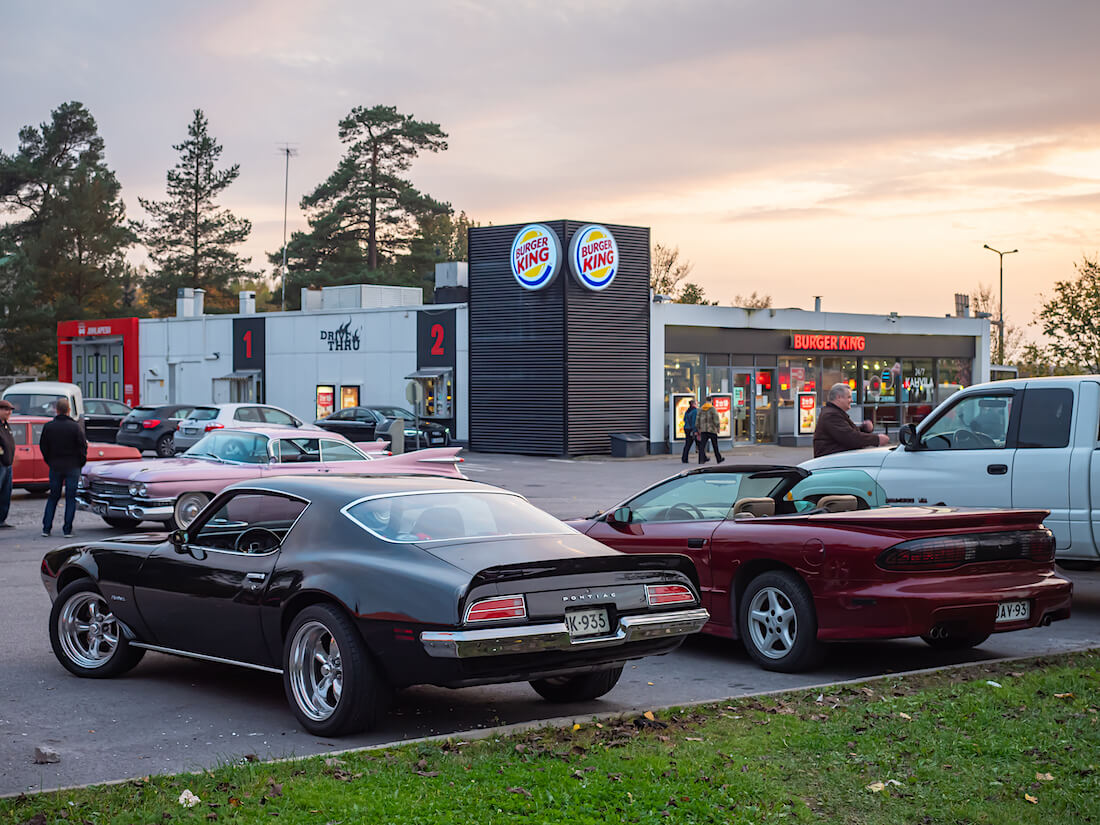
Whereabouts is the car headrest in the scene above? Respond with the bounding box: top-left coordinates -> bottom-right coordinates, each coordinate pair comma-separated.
730,497 -> 775,518
410,506 -> 466,540
815,494 -> 859,513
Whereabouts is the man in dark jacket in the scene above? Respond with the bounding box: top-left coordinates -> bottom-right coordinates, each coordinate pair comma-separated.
813,383 -> 889,458
0,399 -> 15,528
39,397 -> 87,537
680,399 -> 700,463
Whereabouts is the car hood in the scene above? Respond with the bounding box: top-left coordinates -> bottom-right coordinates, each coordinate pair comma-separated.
416,531 -> 619,576
800,446 -> 894,471
82,457 -> 233,483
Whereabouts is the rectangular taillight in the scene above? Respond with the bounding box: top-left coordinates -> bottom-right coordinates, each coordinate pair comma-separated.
141,419 -> 161,429
877,529 -> 1056,571
204,422 -> 225,433
464,595 -> 526,623
645,584 -> 695,606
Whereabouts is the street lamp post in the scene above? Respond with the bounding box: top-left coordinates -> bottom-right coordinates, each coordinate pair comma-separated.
983,244 -> 1018,365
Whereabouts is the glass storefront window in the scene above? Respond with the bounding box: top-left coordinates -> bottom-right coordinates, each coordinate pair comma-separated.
937,358 -> 972,404
821,357 -> 859,404
903,359 -> 935,424
778,357 -> 816,408
705,354 -> 730,398
863,357 -> 900,427
665,353 -> 701,402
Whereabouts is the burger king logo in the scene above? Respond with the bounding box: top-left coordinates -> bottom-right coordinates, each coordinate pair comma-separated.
511,224 -> 561,291
568,224 -> 618,291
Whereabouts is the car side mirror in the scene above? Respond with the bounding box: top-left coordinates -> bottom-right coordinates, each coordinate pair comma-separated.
269,455 -> 278,464
170,529 -> 187,552
899,423 -> 922,451
607,507 -> 633,526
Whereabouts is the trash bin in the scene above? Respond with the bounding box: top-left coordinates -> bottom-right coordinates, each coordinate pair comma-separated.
609,433 -> 649,458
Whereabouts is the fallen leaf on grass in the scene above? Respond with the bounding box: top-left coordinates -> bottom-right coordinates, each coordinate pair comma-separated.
508,787 -> 531,797
572,724 -> 581,731
986,681 -> 1002,688
243,754 -> 259,762
1025,794 -> 1039,804
1054,693 -> 1075,699
686,737 -> 703,742
179,791 -> 201,808
647,682 -> 655,686
227,798 -> 241,808
643,711 -> 656,721
267,781 -> 283,797
898,712 -> 912,721
1036,773 -> 1054,781
415,771 -> 440,778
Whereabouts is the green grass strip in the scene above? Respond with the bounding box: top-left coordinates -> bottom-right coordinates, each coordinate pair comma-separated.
3,650 -> 1099,824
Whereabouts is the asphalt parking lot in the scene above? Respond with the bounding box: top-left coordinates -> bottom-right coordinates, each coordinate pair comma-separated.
2,445 -> 1098,795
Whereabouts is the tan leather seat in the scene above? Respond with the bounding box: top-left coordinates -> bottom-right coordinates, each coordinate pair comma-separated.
815,494 -> 859,513
730,497 -> 775,518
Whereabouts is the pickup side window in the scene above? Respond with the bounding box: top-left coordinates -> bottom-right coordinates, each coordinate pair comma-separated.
921,394 -> 1013,450
1018,388 -> 1073,449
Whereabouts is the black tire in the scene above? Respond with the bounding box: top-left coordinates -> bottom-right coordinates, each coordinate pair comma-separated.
529,665 -> 624,703
738,570 -> 824,673
155,433 -> 176,458
282,604 -> 389,736
920,631 -> 990,650
49,579 -> 145,678
103,516 -> 142,530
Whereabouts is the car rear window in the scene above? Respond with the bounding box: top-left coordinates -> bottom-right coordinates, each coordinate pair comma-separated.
127,406 -> 161,421
189,407 -> 219,421
343,491 -> 572,543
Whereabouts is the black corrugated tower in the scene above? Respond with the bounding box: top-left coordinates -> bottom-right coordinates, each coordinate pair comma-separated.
468,220 -> 650,455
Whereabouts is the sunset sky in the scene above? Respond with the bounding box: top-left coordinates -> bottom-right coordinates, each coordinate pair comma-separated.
4,0 -> 1099,332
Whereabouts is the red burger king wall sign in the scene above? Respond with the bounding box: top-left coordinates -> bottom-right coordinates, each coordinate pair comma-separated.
511,224 -> 562,291
568,224 -> 619,291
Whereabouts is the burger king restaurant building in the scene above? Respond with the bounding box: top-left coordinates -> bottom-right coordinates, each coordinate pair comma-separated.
56,218 -> 989,455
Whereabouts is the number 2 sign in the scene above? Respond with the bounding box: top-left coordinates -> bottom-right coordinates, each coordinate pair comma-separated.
417,309 -> 455,369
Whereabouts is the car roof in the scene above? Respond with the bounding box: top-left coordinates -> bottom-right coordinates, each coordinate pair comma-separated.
10,414 -> 50,423
3,381 -> 80,394
226,474 -> 496,505
85,398 -> 130,405
201,424 -> 336,439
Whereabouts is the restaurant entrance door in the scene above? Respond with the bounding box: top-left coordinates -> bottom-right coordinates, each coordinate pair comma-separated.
731,370 -> 753,444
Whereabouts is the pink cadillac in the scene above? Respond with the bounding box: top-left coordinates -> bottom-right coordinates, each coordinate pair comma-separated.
77,426 -> 465,529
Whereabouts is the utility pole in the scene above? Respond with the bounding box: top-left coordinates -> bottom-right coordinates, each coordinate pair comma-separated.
983,244 -> 1018,365
278,144 -> 299,311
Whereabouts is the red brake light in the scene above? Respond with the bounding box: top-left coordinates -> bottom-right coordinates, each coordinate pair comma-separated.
878,529 -> 1055,571
465,595 -> 526,623
204,422 -> 225,433
141,419 -> 161,429
646,584 -> 695,606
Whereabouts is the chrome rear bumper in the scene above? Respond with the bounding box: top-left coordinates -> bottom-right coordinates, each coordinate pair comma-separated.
420,607 -> 710,659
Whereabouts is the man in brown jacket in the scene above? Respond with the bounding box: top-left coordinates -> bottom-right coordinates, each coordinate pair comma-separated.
696,398 -> 725,464
812,383 -> 889,458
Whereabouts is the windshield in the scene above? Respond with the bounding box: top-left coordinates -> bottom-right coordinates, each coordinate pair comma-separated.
624,472 -> 786,522
184,431 -> 269,464
3,393 -> 65,416
343,491 -> 572,543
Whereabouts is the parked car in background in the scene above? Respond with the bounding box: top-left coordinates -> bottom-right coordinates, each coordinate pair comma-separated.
174,403 -> 306,452
2,381 -> 85,422
567,464 -> 1072,672
314,405 -> 451,448
802,375 -> 1100,568
9,415 -> 140,493
117,404 -> 198,457
83,398 -> 131,443
78,426 -> 465,530
43,475 -> 708,735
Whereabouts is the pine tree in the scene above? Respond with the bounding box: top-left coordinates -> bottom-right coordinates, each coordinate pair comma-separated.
139,110 -> 252,315
0,101 -> 134,371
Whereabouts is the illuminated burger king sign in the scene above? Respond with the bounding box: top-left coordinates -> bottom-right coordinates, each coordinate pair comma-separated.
511,224 -> 562,291
568,224 -> 619,291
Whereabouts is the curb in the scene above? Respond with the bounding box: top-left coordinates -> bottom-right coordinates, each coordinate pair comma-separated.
6,644 -> 1097,800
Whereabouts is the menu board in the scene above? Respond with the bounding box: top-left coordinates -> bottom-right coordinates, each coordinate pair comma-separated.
797,392 -> 817,435
670,393 -> 695,441
711,394 -> 733,438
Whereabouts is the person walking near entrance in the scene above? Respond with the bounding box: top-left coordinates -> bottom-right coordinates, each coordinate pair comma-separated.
681,399 -> 700,463
813,383 -> 889,458
696,398 -> 724,464
0,399 -> 15,529
39,397 -> 87,538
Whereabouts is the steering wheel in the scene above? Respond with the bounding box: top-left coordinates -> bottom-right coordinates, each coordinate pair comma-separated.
235,527 -> 282,554
952,429 -> 978,448
661,502 -> 705,521
221,440 -> 245,461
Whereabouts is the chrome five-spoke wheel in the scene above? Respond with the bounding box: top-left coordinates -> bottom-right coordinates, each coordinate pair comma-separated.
746,586 -> 797,660
738,570 -> 823,673
288,621 -> 343,722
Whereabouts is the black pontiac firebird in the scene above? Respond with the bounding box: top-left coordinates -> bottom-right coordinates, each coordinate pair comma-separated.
41,476 -> 709,736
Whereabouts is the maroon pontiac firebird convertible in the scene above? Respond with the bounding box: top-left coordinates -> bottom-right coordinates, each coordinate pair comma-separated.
567,464 -> 1072,672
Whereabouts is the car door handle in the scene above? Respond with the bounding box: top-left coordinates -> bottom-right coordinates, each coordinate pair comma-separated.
246,572 -> 267,582
687,538 -> 707,548
987,464 -> 1008,475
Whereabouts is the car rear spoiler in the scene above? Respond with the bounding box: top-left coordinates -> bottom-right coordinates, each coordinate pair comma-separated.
468,553 -> 700,591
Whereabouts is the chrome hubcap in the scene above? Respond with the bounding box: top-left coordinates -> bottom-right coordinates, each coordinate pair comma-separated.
58,591 -> 119,668
747,586 -> 797,659
289,621 -> 343,722
176,494 -> 207,528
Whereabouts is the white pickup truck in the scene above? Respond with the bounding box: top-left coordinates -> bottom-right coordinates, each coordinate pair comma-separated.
801,375 -> 1099,568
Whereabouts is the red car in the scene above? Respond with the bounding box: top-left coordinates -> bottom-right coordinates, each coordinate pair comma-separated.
9,415 -> 141,493
567,464 -> 1072,672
